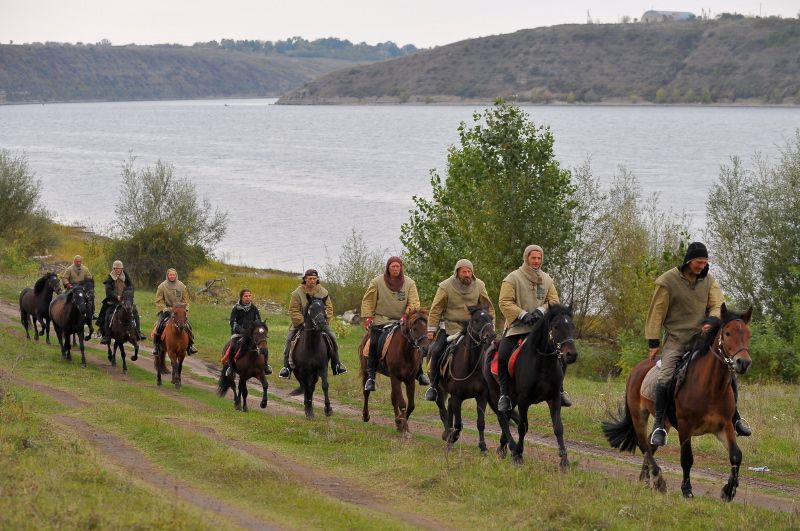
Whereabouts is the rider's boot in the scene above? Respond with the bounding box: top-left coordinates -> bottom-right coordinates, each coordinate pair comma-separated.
497,357 -> 512,412
424,367 -> 438,402
278,348 -> 292,379
364,350 -> 377,392
416,360 -> 430,386
560,385 -> 573,407
650,383 -> 669,446
327,337 -> 347,375
731,376 -> 752,436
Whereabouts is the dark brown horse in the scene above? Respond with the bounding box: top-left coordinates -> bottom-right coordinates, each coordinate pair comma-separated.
360,309 -> 430,436
484,304 -> 578,468
433,305 -> 496,453
106,287 -> 138,374
70,277 -> 96,345
292,296 -> 333,419
49,285 -> 91,366
19,272 -> 61,343
217,319 -> 270,412
154,304 -> 190,388
602,303 -> 753,501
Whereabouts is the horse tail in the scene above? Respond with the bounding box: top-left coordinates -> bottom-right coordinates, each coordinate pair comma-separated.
217,370 -> 232,397
602,402 -> 638,453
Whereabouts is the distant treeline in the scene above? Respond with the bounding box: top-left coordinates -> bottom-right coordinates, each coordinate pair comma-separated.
192,37 -> 418,61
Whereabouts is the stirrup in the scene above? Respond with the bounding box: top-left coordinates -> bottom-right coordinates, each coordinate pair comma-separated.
424,386 -> 437,402
417,372 -> 430,386
278,366 -> 291,379
188,345 -> 198,355
498,394 -> 511,412
364,377 -> 376,392
264,364 -> 273,375
560,391 -> 573,407
650,427 -> 668,446
333,364 -> 347,375
225,364 -> 233,377
735,418 -> 752,437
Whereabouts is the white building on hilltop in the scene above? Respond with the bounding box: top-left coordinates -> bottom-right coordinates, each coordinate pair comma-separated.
641,10 -> 695,23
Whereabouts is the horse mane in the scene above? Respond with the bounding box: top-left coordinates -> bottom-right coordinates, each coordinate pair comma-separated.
692,307 -> 747,358
33,272 -> 54,294
530,304 -> 572,348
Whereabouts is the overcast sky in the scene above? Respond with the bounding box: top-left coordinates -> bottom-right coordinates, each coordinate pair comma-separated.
2,1 -> 798,48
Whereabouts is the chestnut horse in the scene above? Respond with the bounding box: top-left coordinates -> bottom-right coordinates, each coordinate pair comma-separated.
360,309 -> 430,436
217,319 -> 270,412
154,304 -> 190,388
602,303 -> 753,501
433,305 -> 496,453
19,271 -> 61,343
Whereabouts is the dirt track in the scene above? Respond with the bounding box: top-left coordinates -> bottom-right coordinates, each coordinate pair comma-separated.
1,298 -> 798,516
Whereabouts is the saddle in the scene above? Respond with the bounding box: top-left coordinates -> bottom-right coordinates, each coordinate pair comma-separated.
360,322 -> 400,360
640,350 -> 696,427
288,326 -> 337,368
489,337 -> 528,379
436,332 -> 465,376
150,311 -> 171,341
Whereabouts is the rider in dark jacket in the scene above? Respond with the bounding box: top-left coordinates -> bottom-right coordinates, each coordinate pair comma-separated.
97,260 -> 145,344
225,289 -> 271,376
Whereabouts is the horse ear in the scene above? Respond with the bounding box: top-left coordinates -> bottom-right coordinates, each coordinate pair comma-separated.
742,306 -> 753,324
467,305 -> 477,313
720,302 -> 728,319
323,295 -> 329,303
306,293 -> 312,302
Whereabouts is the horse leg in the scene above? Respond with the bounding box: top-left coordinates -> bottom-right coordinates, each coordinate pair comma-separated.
108,339 -> 114,363
119,342 -> 127,374
548,398 -> 569,471
679,427 -> 694,498
304,377 -> 315,420
447,396 -> 464,449
405,379 -> 415,425
176,355 -> 184,390
477,395 -> 488,455
390,377 -> 406,434
259,372 -> 269,409
321,368 -> 332,417
436,391 -> 450,441
513,403 -> 529,465
232,373 -> 241,410
239,374 -> 248,412
131,339 -> 139,363
720,423 -> 742,501
362,388 -> 371,423
78,331 -> 86,367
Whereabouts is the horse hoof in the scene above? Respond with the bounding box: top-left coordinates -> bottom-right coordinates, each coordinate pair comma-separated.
403,431 -> 413,440
324,407 -> 333,417
260,400 -> 267,409
362,414 -> 370,423
81,363 -> 87,368
131,354 -> 138,362
559,459 -> 570,472
683,490 -> 694,499
480,447 -> 488,456
496,447 -> 507,459
512,454 -> 523,466
157,381 -> 162,386
123,368 -> 128,374
442,430 -> 449,441
242,406 -> 248,412
655,476 -> 667,493
175,383 -> 181,390
305,412 -> 315,420
235,403 -> 241,411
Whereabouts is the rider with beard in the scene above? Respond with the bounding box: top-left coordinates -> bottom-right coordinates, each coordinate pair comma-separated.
424,259 -> 495,401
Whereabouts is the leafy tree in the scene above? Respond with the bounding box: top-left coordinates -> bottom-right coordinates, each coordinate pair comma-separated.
400,100 -> 576,306
111,156 -> 228,286
323,229 -> 385,313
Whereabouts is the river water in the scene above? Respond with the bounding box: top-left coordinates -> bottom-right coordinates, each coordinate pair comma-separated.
1,99 -> 798,272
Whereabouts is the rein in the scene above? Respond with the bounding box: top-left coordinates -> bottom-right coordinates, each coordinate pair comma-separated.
537,322 -> 575,358
401,313 -> 428,352
449,321 -> 495,382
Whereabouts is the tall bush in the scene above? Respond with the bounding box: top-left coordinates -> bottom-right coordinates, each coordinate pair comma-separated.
323,229 -> 385,314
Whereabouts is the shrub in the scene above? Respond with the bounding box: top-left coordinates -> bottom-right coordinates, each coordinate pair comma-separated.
323,229 -> 385,315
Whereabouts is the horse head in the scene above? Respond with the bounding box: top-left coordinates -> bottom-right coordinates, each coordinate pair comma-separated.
403,309 -> 430,354
172,303 -> 189,332
540,304 -> 577,364
80,277 -> 96,304
303,295 -> 328,331
465,304 -> 496,347
36,272 -> 62,296
247,320 -> 269,357
715,303 -> 753,374
121,287 -> 134,312
67,285 -> 89,318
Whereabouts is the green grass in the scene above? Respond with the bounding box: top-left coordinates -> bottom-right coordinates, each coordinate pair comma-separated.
1,323 -> 799,529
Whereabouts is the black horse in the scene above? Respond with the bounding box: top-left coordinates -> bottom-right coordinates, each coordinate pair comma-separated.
106,288 -> 139,373
291,295 -> 333,419
433,305 -> 496,453
217,319 -> 270,412
484,304 -> 578,468
70,277 -> 96,345
19,272 -> 62,343
49,285 -> 91,366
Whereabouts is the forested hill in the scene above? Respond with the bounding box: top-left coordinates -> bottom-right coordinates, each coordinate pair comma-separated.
277,17 -> 800,105
0,38 -> 417,104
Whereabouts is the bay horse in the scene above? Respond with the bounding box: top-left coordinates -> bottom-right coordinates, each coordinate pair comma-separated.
19,271 -> 61,343
602,303 -> 753,501
292,295 -> 332,419
359,309 -> 430,436
217,319 -> 270,412
484,304 -> 578,468
154,304 -> 190,388
106,288 -> 138,374
49,285 -> 91,367
434,305 -> 496,453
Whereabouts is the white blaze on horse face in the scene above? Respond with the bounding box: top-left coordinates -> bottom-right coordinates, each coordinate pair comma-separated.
257,328 -> 265,334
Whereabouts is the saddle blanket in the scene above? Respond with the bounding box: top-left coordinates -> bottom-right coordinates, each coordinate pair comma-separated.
489,337 -> 527,379
360,323 -> 400,360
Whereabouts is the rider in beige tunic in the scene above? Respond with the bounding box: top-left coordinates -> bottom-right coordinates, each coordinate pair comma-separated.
153,268 -> 197,355
361,256 -> 428,391
424,258 -> 495,401
61,255 -> 92,289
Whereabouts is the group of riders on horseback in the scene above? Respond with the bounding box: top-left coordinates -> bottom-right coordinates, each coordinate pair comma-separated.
49,238 -> 751,445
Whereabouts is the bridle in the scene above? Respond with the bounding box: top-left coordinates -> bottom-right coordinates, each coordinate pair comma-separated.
449,311 -> 496,382
537,314 -> 576,358
401,311 -> 429,352
712,318 -> 750,373
305,299 -> 327,330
